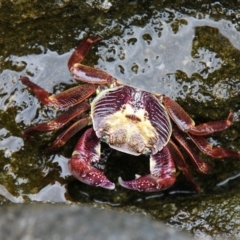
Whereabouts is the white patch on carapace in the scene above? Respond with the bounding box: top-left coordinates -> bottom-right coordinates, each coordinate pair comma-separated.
107,103 -> 156,138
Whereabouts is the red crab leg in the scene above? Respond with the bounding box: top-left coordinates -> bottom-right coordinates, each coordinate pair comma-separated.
119,146 -> 176,192
172,127 -> 212,174
46,116 -> 91,153
188,133 -> 240,159
68,36 -> 116,85
68,127 -> 115,190
24,102 -> 90,139
167,140 -> 200,192
20,76 -> 96,109
162,96 -> 234,136
68,35 -> 102,69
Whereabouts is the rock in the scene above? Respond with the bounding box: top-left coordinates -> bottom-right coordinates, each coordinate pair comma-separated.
0,203 -> 195,240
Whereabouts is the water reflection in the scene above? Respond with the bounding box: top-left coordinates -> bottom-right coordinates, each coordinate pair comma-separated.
0,128 -> 23,157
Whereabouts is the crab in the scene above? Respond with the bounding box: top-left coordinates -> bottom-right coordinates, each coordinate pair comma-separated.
20,36 -> 240,192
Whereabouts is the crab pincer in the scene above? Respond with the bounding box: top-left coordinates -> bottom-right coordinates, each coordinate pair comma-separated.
119,147 -> 177,192
68,128 -> 115,190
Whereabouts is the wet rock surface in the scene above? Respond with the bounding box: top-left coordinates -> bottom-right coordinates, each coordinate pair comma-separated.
144,191 -> 240,239
0,0 -> 240,239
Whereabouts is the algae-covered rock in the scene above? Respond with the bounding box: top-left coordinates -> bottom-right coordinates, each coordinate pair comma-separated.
145,192 -> 240,239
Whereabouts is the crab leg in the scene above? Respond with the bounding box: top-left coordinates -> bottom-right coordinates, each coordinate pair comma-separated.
68,35 -> 102,69
20,76 -> 96,109
46,116 -> 91,153
68,36 -> 116,85
162,96 -> 234,136
172,127 -> 212,174
167,140 -> 201,192
188,133 -> 240,159
68,128 -> 115,190
24,102 -> 90,138
119,146 -> 176,192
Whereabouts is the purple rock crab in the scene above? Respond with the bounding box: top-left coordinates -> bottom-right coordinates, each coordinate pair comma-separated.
20,36 -> 240,192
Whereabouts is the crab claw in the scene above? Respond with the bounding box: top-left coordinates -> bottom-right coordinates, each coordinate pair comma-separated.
68,128 -> 115,190
118,147 -> 176,192
118,174 -> 175,192
69,156 -> 115,189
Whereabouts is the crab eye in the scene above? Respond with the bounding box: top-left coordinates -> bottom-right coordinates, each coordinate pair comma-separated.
142,148 -> 151,155
101,134 -> 109,142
